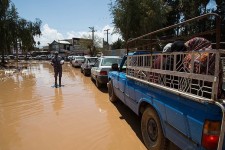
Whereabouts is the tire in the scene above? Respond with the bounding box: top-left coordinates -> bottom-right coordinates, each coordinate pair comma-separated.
95,77 -> 102,88
141,107 -> 168,150
83,70 -> 87,76
91,74 -> 94,81
108,80 -> 118,103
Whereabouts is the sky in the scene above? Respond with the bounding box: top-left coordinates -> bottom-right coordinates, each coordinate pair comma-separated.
10,0 -> 217,48
11,0 -> 120,47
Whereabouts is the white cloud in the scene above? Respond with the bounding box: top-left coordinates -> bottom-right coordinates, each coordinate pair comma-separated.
35,24 -> 121,48
35,24 -> 64,47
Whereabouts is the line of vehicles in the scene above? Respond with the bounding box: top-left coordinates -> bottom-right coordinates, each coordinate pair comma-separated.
70,55 -> 122,88
0,54 -> 53,61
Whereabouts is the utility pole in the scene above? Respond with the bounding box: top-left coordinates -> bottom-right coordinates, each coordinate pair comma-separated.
89,27 -> 96,56
104,29 -> 110,44
89,27 -> 96,47
104,29 -> 110,50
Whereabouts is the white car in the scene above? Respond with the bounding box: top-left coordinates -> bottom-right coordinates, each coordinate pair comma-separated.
38,55 -> 48,60
91,56 -> 122,88
18,55 -> 26,60
71,56 -> 85,67
80,56 -> 98,76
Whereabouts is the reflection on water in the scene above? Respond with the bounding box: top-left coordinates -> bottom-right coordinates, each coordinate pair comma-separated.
53,88 -> 64,115
0,61 -> 147,150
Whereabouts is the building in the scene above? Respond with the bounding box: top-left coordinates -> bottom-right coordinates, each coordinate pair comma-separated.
70,38 -> 93,55
49,40 -> 72,52
49,38 -> 93,56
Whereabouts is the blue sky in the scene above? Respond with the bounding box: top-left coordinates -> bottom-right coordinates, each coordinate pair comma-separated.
11,0 -> 119,47
10,0 -> 217,47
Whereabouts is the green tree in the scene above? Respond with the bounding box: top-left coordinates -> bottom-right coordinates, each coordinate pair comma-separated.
5,4 -> 18,54
0,0 -> 42,64
18,18 -> 42,55
0,0 -> 13,63
111,38 -> 125,49
110,0 -> 171,42
81,34 -> 103,56
110,0 -> 141,42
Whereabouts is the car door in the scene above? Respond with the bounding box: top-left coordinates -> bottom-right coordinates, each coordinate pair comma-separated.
112,57 -> 127,104
116,71 -> 126,103
91,58 -> 100,80
81,58 -> 86,70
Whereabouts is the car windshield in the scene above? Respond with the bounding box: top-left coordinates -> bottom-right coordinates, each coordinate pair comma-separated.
101,58 -> 122,66
87,58 -> 97,63
76,57 -> 84,60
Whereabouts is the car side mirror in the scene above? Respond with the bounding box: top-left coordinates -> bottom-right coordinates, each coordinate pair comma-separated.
111,63 -> 119,71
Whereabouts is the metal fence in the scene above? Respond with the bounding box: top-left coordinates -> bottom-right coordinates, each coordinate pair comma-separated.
126,50 -> 225,101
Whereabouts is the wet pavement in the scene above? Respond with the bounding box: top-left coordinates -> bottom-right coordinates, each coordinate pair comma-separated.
0,61 -> 179,150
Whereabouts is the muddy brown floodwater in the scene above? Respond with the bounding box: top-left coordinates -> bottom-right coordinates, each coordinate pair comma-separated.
0,61 -> 180,150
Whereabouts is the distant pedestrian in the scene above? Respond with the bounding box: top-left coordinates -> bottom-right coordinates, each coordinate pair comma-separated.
51,51 -> 64,87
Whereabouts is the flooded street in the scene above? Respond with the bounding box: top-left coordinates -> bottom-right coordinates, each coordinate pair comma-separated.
0,61 -> 147,150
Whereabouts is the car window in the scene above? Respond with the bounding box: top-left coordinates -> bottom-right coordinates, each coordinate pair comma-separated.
76,56 -> 84,60
88,58 -> 97,63
94,59 -> 100,67
101,58 -> 122,66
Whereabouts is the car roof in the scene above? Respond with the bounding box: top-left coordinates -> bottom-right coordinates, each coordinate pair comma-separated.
99,56 -> 121,58
85,56 -> 97,58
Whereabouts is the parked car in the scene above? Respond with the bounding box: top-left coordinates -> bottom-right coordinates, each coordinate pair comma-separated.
33,55 -> 40,60
0,55 -> 9,62
36,55 -> 48,60
71,56 -> 85,67
18,55 -> 26,60
66,55 -> 73,61
69,55 -> 75,64
80,56 -> 98,76
91,56 -> 122,88
8,55 -> 15,60
47,54 -> 54,60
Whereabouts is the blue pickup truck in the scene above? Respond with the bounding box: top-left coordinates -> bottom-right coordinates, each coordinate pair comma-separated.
107,13 -> 225,150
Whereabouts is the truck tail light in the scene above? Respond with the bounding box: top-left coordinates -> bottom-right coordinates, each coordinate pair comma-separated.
202,120 -> 221,150
100,71 -> 107,75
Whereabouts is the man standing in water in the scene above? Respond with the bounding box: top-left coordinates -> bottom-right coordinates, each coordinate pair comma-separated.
51,51 -> 64,87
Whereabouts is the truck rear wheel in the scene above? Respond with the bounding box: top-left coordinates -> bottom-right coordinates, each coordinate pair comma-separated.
108,80 -> 118,103
141,107 -> 168,150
